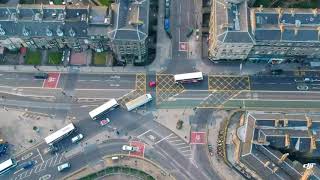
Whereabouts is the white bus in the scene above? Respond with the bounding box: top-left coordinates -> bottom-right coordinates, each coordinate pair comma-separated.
125,94 -> 152,111
174,72 -> 203,83
45,123 -> 76,145
0,159 -> 17,175
89,99 -> 119,120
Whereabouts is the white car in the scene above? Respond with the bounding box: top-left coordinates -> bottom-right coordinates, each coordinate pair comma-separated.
71,134 -> 83,143
122,145 -> 137,152
195,29 -> 200,41
57,162 -> 70,172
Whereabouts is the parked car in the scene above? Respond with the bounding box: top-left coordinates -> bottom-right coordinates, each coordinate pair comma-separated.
148,81 -> 156,88
100,118 -> 110,126
295,77 -> 317,83
195,29 -> 200,41
297,85 -> 309,91
122,145 -> 137,152
22,161 -> 34,169
57,162 -> 70,172
71,134 -> 83,143
271,69 -> 283,75
34,72 -> 48,79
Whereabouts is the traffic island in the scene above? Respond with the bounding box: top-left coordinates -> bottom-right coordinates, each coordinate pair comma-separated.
63,155 -> 173,180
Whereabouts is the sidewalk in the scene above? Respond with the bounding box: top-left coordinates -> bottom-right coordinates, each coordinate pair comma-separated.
154,109 -> 192,143
207,110 -> 243,180
64,155 -> 172,180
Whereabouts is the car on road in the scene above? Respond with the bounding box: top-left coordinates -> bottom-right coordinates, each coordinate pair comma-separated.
122,145 -> 137,152
21,161 -> 34,169
100,118 -> 110,126
195,29 -> 200,41
297,85 -> 309,91
270,69 -> 283,75
148,81 -> 156,88
57,162 -> 70,172
295,77 -> 318,83
34,72 -> 48,79
71,134 -> 83,143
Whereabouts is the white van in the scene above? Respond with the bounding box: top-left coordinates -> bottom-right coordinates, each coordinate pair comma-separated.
71,134 -> 83,143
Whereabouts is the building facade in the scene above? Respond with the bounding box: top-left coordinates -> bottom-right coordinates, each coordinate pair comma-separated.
208,0 -> 320,63
0,0 -> 149,65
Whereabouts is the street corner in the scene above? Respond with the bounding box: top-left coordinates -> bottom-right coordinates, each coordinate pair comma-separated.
179,42 -> 189,52
129,141 -> 145,157
42,72 -> 61,89
190,131 -> 206,144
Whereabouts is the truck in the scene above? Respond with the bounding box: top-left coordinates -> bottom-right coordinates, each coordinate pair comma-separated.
125,94 -> 152,111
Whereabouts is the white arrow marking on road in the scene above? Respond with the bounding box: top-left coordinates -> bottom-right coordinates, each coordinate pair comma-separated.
110,84 -> 120,87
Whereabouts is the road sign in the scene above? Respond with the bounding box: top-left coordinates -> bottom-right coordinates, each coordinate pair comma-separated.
179,42 -> 188,52
43,73 -> 60,89
190,132 -> 206,144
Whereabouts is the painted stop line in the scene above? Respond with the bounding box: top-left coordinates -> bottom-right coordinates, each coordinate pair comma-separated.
42,73 -> 60,89
190,132 -> 206,144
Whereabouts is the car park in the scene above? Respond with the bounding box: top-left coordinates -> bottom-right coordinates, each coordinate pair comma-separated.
122,145 -> 137,152
100,118 -> 110,126
71,134 -> 83,143
57,162 -> 70,172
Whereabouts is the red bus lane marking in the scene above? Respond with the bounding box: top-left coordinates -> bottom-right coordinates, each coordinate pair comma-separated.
129,141 -> 145,157
43,73 -> 60,89
190,132 -> 206,144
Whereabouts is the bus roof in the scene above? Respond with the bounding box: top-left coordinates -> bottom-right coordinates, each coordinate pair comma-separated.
89,99 -> 118,119
174,72 -> 203,81
0,159 -> 14,172
125,94 -> 152,111
44,123 -> 75,145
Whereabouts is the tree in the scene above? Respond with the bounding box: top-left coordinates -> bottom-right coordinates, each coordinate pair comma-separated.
176,120 -> 184,130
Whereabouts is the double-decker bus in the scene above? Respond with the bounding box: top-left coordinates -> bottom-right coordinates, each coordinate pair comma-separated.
174,72 -> 203,84
0,158 -> 17,175
89,99 -> 119,120
44,123 -> 76,146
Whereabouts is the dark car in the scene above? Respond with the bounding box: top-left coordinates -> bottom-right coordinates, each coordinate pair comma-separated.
22,161 -> 34,169
48,145 -> 59,154
34,72 -> 48,79
271,69 -> 283,75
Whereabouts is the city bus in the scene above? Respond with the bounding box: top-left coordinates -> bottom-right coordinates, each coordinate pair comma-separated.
174,72 -> 203,84
125,94 -> 152,111
89,98 -> 119,120
0,158 -> 17,175
44,123 -> 76,146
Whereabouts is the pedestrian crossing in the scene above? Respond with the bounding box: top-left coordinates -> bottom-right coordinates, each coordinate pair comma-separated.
165,134 -> 192,160
12,153 -> 64,180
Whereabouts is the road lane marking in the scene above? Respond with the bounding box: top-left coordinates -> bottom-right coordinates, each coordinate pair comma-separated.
57,153 -> 64,164
181,149 -> 192,153
154,133 -> 173,145
55,73 -> 61,88
174,142 -> 187,146
167,139 -> 183,143
137,130 -> 151,138
52,154 -> 60,166
178,146 -> 191,150
37,148 -> 44,163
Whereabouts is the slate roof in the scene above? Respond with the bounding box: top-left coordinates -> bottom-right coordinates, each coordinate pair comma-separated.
238,112 -> 320,180
109,0 -> 149,41
0,4 -> 113,38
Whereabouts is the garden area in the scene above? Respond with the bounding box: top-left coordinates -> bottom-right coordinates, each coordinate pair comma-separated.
48,52 -> 63,65
25,50 -> 41,65
93,52 -> 107,65
98,0 -> 112,6
80,166 -> 155,180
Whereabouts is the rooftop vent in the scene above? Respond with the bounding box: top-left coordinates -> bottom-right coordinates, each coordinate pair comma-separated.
46,28 -> 53,36
57,26 -> 64,36
0,25 -> 5,36
22,26 -> 30,36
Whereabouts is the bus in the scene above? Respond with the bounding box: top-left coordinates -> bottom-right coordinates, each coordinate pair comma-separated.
0,159 -> 17,175
89,99 -> 119,120
44,123 -> 75,146
125,94 -> 152,111
174,72 -> 203,84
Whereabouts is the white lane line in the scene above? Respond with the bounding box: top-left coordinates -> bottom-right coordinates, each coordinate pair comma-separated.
19,171 -> 28,179
167,139 -> 183,143
181,149 -> 192,153
166,135 -> 179,140
154,133 -> 173,145
27,168 -> 34,176
13,168 -> 24,175
90,80 -> 100,82
174,142 -> 187,146
57,153 -> 64,164
47,156 -> 55,167
37,148 -> 44,164
137,130 -> 152,138
52,154 -> 60,166
178,146 -> 191,149
33,164 -> 42,173
54,73 -> 61,89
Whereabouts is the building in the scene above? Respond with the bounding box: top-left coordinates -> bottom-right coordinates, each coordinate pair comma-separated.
0,0 -> 149,65
208,0 -> 320,63
236,111 -> 320,180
